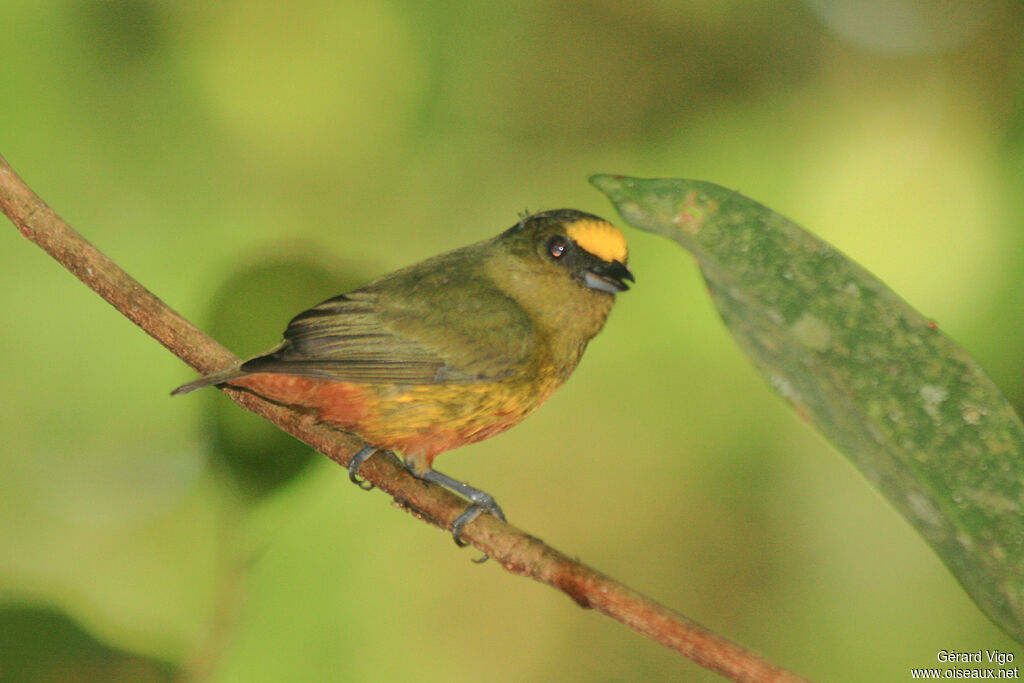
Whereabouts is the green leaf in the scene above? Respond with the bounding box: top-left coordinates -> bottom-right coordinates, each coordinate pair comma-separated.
0,606 -> 177,683
591,174 -> 1024,643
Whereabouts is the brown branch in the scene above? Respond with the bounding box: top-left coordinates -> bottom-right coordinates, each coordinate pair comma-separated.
1,153 -> 809,683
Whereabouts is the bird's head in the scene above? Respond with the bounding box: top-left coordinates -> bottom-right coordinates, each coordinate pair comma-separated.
500,209 -> 634,296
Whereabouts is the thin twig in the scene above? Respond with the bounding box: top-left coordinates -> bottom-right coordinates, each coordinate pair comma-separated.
1,153 -> 809,683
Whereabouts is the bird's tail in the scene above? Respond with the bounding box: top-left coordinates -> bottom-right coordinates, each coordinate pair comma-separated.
170,366 -> 245,396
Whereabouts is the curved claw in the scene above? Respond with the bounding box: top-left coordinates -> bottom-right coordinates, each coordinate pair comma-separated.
451,500 -> 507,563
450,497 -> 506,542
415,468 -> 506,562
348,446 -> 379,491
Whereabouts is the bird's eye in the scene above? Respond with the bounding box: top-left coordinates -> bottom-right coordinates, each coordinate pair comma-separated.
547,235 -> 568,259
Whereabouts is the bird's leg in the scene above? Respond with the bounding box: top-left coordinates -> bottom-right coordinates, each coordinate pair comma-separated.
347,445 -> 379,490
416,468 -> 506,553
349,447 -> 504,561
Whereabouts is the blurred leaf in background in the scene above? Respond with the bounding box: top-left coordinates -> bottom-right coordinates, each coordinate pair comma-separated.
198,250 -> 372,499
0,605 -> 176,683
3,0 -> 1024,681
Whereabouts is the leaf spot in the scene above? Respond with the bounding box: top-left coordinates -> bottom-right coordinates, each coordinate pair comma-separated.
790,312 -> 832,352
960,402 -> 986,426
920,385 -> 949,418
906,491 -> 942,529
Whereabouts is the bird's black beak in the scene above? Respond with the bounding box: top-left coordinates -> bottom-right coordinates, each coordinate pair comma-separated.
583,260 -> 634,294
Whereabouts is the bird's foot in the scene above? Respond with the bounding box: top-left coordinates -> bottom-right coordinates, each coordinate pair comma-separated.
347,445 -> 379,491
416,468 -> 506,563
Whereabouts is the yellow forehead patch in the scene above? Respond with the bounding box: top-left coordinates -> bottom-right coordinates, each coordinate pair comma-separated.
565,219 -> 628,263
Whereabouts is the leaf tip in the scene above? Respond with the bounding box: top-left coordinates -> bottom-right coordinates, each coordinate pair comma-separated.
589,173 -> 637,196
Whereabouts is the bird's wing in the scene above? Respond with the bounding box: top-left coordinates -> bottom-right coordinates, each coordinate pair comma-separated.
239,283 -> 536,385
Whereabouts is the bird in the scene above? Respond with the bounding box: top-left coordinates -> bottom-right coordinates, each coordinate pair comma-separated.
172,209 -> 633,546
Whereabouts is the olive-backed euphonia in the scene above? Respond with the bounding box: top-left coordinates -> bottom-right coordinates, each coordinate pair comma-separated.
174,209 -> 632,541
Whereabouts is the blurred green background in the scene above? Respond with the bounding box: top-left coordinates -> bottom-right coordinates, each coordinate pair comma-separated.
3,1 -> 1024,681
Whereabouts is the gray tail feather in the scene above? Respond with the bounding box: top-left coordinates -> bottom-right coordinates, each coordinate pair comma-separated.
170,366 -> 245,396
